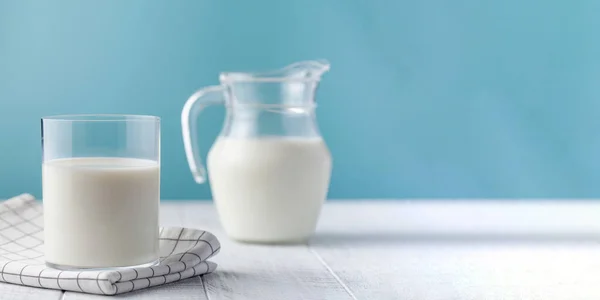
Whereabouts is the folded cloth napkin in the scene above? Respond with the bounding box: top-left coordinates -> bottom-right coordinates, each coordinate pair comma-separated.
0,194 -> 220,295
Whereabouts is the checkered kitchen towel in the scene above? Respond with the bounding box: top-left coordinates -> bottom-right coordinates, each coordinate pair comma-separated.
0,194 -> 220,295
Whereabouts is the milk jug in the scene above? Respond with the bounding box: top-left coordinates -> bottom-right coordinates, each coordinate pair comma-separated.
181,60 -> 331,243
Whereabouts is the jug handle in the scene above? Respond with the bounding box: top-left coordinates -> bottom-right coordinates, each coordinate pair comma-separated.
181,85 -> 226,183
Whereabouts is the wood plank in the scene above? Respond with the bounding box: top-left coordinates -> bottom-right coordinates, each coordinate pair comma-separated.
160,202 -> 190,228
182,202 -> 355,300
63,202 -> 208,300
0,281 -> 63,300
311,201 -> 600,300
312,241 -> 600,299
317,200 -> 600,236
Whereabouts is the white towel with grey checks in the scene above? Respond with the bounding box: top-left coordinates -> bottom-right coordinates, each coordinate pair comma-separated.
0,194 -> 220,295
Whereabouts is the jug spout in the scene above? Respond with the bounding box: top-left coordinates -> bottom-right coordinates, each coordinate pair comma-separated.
220,59 -> 330,83
278,59 -> 330,81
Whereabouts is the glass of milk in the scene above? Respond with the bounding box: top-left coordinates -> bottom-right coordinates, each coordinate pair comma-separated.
181,60 -> 331,244
41,114 -> 160,270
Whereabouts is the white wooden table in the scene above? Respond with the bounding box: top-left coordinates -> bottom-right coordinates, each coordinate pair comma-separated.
3,200 -> 600,299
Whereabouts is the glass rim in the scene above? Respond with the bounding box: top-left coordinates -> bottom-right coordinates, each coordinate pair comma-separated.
41,114 -> 160,122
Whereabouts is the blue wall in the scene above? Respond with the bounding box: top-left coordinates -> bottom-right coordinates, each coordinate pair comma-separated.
1,0 -> 600,199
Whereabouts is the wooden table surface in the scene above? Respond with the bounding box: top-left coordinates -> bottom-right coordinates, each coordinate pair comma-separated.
3,200 -> 600,299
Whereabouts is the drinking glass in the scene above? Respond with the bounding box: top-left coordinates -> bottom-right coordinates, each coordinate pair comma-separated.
41,115 -> 160,270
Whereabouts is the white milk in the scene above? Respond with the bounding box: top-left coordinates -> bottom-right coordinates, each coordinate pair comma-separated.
207,137 -> 331,243
43,157 -> 160,268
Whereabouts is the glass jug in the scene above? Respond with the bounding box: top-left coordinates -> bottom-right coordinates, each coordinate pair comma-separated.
181,60 -> 331,243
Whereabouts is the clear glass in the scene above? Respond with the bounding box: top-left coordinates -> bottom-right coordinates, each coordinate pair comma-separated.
182,60 -> 330,183
42,114 -> 160,270
182,60 -> 332,244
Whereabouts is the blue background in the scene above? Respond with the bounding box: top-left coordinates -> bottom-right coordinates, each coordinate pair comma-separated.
1,0 -> 600,199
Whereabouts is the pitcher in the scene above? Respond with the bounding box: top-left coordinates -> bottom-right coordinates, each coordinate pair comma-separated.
181,60 -> 331,243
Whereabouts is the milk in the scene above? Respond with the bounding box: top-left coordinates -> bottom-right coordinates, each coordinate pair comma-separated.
43,157 -> 160,268
207,137 -> 331,243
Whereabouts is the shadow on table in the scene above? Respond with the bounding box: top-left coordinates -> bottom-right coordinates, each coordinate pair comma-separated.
309,231 -> 600,246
